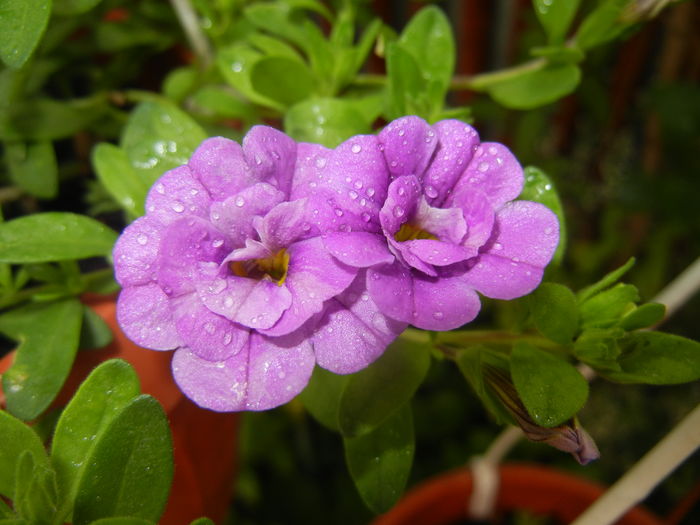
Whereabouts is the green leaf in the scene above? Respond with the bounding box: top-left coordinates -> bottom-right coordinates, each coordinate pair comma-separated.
161,67 -> 198,103
397,6 -> 454,101
0,0 -> 51,68
53,0 -> 103,16
528,283 -> 579,344
78,305 -> 113,351
510,343 -> 588,427
580,283 -> 639,329
1,98 -> 104,141
284,98 -> 371,148
120,101 -> 207,187
190,85 -> 258,121
619,302 -> 665,331
385,42 -> 426,119
298,366 -> 350,431
0,298 -> 83,420
530,45 -> 585,63
338,338 -> 430,438
217,44 -> 284,110
0,213 -> 117,263
92,143 -> 148,220
577,257 -> 635,302
533,0 -> 582,44
52,360 -> 141,521
575,0 -> 630,50
344,404 -> 414,514
0,498 -> 11,518
488,64 -> 581,110
4,141 -> 58,199
0,410 -> 48,498
88,519 -> 156,525
573,327 -> 623,371
247,32 -> 304,62
73,395 -> 173,525
602,332 -> 700,385
520,166 -> 566,264
13,450 -> 59,524
250,56 -> 315,107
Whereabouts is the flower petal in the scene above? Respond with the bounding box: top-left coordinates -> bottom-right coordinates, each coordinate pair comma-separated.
378,116 -> 438,180
453,188 -> 496,252
410,273 -> 481,330
323,232 -> 394,268
256,199 -> 311,250
113,216 -> 161,286
188,137 -> 255,200
242,125 -> 297,197
366,262 -> 414,324
380,175 -> 422,235
402,239 -> 474,268
449,142 -> 524,209
312,273 -> 406,374
117,283 -> 181,350
145,166 -> 211,225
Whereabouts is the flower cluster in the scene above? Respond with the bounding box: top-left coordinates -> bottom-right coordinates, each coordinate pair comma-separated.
113,117 -> 559,412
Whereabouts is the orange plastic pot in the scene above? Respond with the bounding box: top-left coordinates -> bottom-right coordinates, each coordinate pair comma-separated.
372,463 -> 664,525
0,295 -> 238,525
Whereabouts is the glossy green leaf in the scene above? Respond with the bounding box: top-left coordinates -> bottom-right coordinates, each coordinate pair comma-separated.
488,64 -> 581,110
53,0 -> 103,16
191,85 -> 257,121
92,143 -> 148,220
602,332 -> 700,385
120,101 -> 206,186
510,343 -> 588,427
299,366 -> 350,431
338,338 -> 430,437
0,0 -> 51,68
52,360 -> 142,515
13,450 -> 59,524
520,166 -> 566,263
575,0 -> 630,50
385,42 -> 426,119
1,98 -> 104,141
580,283 -> 639,329
88,519 -> 156,525
73,395 -> 173,525
217,44 -> 284,110
5,141 -> 58,199
0,410 -> 48,498
528,283 -> 579,344
398,6 -> 454,96
247,32 -> 304,62
577,257 -> 635,302
0,213 -> 117,263
78,304 -> 113,350
573,327 -> 623,371
533,0 -> 582,44
161,67 -> 198,103
284,98 -> 370,148
619,302 -> 665,331
250,56 -> 315,107
0,298 -> 83,420
344,404 -> 414,514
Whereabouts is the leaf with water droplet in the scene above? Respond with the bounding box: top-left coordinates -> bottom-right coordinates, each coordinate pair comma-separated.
284,98 -> 371,148
93,143 -> 149,221
533,0 -> 582,44
0,0 -> 51,69
0,410 -> 48,499
520,166 -> 566,264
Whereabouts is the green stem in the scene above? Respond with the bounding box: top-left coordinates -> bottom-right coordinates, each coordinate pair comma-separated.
169,0 -> 213,69
451,58 -> 547,91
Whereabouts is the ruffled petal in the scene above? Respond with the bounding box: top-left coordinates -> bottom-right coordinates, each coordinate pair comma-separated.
366,262 -> 414,324
380,175 -> 422,235
188,137 -> 255,200
453,188 -> 496,252
312,273 -> 406,374
242,126 -> 297,197
257,199 -> 311,250
410,273 -> 481,330
414,198 -> 467,244
116,283 -> 181,350
113,216 -> 161,286
402,238 -> 474,268
378,116 -> 438,180
144,166 -> 211,225
260,237 -> 356,337
323,232 -> 394,268
421,120 -> 480,206
448,142 -> 524,209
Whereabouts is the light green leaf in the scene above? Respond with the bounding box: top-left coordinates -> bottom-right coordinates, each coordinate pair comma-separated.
385,42 -> 426,119
0,0 -> 51,68
92,143 -> 148,220
250,56 -> 315,107
533,0 -> 582,44
575,0 -> 630,50
528,283 -> 579,344
299,366 -> 350,431
78,304 -> 113,350
573,327 -> 623,371
0,410 -> 48,498
619,302 -> 665,331
53,0 -> 103,16
338,338 -> 430,438
0,213 -> 117,263
577,257 -> 635,302
511,343 -> 588,427
73,395 -> 173,525
161,67 -> 198,103
0,298 -> 83,420
1,98 -> 104,141
488,64 -> 581,110
217,44 -> 284,110
52,360 -> 141,520
121,101 -> 206,187
520,166 -> 566,264
13,450 -> 59,525
284,98 -> 370,148
580,283 -> 639,329
5,141 -> 58,199
344,404 -> 414,514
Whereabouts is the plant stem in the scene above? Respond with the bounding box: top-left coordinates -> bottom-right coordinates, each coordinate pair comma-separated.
169,0 -> 213,69
571,403 -> 700,525
651,255 -> 700,320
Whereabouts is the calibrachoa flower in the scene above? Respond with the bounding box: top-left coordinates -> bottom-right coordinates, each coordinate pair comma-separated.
114,126 -> 402,412
310,116 -> 560,330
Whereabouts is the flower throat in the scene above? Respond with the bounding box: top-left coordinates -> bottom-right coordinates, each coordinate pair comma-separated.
229,249 -> 290,286
394,223 -> 437,242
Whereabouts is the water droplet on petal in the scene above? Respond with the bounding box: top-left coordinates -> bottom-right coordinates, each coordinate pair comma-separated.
433,311 -> 444,320
398,129 -> 405,137
234,196 -> 245,207
366,187 -> 376,197
544,227 -> 553,235
488,146 -> 498,155
361,212 -> 371,222
349,190 -> 358,200
354,180 -> 363,190
397,187 -> 405,196
478,162 -> 489,173
351,144 -> 362,154
393,206 -> 405,218
223,333 -> 233,345
212,239 -> 224,248
172,202 -> 185,213
315,157 -> 326,168
425,186 -> 438,199
204,322 -> 216,334
493,242 -> 503,251
136,234 -> 148,245
155,183 -> 165,194
224,296 -> 234,308
334,208 -> 344,217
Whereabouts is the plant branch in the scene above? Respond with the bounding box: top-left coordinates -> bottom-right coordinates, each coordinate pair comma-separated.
651,255 -> 700,321
169,0 -> 213,69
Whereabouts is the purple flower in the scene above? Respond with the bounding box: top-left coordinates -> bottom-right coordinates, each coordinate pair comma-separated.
319,116 -> 560,330
114,126 -> 401,412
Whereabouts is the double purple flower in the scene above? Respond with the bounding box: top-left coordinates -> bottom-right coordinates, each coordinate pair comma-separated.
113,117 -> 558,412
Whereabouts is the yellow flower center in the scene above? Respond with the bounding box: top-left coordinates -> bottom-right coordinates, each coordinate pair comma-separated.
229,248 -> 290,286
394,223 -> 437,242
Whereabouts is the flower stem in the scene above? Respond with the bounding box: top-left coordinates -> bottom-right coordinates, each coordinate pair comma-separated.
169,0 -> 213,69
570,403 -> 700,525
652,255 -> 700,321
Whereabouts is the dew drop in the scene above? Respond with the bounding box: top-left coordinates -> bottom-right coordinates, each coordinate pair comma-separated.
493,242 -> 503,251
425,186 -> 438,199
254,155 -> 262,165
393,206 -> 405,218
208,279 -> 226,294
224,297 -> 234,308
390,160 -> 398,168
212,239 -> 224,248
234,196 -> 245,207
366,187 -> 376,197
544,227 -> 553,235
433,311 -> 444,320
353,180 -> 363,189
398,129 -> 405,137
351,144 -> 362,154
190,189 -> 199,196
223,333 -> 233,345
315,157 -> 327,168
397,187 -> 405,196
349,190 -> 358,200
361,212 -> 371,222
488,146 -> 498,155
278,371 -> 286,379
136,234 -> 148,245
155,183 -> 165,194
334,208 -> 344,217
478,162 -> 489,173
172,202 -> 185,213
204,322 -> 216,334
